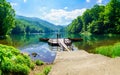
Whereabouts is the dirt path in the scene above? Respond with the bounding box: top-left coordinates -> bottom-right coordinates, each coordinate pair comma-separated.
49,50 -> 120,75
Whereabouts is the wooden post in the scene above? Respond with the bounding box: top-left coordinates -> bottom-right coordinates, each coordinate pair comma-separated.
57,33 -> 58,44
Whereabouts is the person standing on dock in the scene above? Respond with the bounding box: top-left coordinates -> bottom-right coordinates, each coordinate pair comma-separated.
57,33 -> 61,39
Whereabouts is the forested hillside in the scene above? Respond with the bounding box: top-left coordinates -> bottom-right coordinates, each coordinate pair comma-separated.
12,15 -> 63,34
0,0 -> 63,36
67,0 -> 120,34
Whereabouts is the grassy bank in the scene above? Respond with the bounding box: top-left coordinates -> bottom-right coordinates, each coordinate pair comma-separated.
0,44 -> 51,75
91,42 -> 120,58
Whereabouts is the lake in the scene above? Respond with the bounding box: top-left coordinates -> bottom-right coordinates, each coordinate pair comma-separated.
0,33 -> 120,63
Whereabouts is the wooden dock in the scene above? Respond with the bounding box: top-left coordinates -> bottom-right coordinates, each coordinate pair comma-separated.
48,39 -> 72,51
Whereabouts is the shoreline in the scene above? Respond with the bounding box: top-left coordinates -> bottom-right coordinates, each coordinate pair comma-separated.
49,50 -> 120,75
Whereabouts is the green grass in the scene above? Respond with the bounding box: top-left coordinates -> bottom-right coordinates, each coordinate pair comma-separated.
43,66 -> 51,75
93,42 -> 120,58
35,60 -> 44,66
36,66 -> 52,75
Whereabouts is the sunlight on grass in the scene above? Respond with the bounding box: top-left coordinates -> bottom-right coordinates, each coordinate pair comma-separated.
0,44 -> 35,75
94,42 -> 120,58
35,60 -> 44,66
36,66 -> 52,75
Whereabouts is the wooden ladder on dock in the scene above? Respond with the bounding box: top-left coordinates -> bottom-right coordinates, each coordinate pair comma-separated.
58,39 -> 70,51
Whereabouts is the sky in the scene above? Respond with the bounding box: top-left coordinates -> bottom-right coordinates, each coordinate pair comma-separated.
7,0 -> 110,25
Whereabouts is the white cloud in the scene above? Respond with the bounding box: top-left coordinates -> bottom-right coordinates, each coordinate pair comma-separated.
10,2 -> 18,7
97,0 -> 103,4
64,7 -> 68,10
41,8 -> 86,25
24,0 -> 27,3
86,0 -> 90,3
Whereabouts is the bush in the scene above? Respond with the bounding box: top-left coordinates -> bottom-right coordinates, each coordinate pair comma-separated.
1,59 -> 14,74
0,44 -> 34,75
12,64 -> 30,75
15,55 -> 31,67
35,60 -> 44,66
30,62 -> 35,70
43,66 -> 51,75
36,66 -> 51,75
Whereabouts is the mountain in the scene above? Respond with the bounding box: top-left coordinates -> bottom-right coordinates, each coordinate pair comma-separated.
12,15 -> 64,34
16,15 -> 63,30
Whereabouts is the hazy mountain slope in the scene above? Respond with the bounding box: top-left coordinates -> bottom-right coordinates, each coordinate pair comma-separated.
16,15 -> 63,31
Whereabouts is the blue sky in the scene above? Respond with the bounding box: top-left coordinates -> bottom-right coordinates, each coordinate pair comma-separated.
7,0 -> 109,25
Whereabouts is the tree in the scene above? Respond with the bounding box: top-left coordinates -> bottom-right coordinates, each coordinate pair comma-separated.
88,21 -> 104,34
0,0 -> 15,36
89,5 -> 105,21
104,0 -> 120,33
67,16 -> 83,33
88,5 -> 105,34
82,9 -> 93,31
67,0 -> 120,34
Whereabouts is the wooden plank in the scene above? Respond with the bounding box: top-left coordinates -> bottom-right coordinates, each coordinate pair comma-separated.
48,39 -> 71,51
58,39 -> 70,51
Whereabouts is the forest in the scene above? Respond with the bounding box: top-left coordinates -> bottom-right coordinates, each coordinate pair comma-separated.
67,0 -> 120,34
12,16 -> 56,34
0,0 -> 63,37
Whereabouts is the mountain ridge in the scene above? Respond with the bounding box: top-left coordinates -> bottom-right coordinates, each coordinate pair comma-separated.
14,15 -> 64,33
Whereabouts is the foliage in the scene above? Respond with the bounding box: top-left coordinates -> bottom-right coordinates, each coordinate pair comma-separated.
11,15 -> 64,34
0,0 -> 64,35
104,0 -> 120,33
35,60 -> 44,66
30,62 -> 35,70
0,44 -> 35,75
0,0 -> 15,36
11,19 -> 43,34
67,16 -> 83,33
82,9 -> 93,31
36,66 -> 51,75
43,66 -> 51,75
93,42 -> 120,58
67,0 -> 120,34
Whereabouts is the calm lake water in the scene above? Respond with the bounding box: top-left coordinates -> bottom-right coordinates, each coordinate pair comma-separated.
0,33 -> 120,63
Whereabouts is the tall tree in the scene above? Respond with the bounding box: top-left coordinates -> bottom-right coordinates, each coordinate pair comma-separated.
104,0 -> 120,33
82,9 -> 93,31
89,5 -> 105,21
0,0 -> 15,36
88,5 -> 105,34
67,16 -> 83,33
67,0 -> 120,34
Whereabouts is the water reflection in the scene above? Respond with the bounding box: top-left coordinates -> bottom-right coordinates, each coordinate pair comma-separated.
20,43 -> 56,63
0,35 -> 13,46
0,33 -> 120,62
73,34 -> 120,50
0,33 -> 57,63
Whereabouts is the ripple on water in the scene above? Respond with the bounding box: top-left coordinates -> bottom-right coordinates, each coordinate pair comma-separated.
20,43 -> 56,63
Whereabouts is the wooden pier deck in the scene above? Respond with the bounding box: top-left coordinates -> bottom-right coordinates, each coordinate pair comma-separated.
48,39 -> 72,51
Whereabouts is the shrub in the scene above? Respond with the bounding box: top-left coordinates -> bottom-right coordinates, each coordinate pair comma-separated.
0,44 -> 34,75
35,60 -> 44,66
30,62 -> 35,70
12,64 -> 30,75
36,66 -> 51,75
1,58 -> 14,74
15,55 -> 31,68
43,66 -> 51,75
